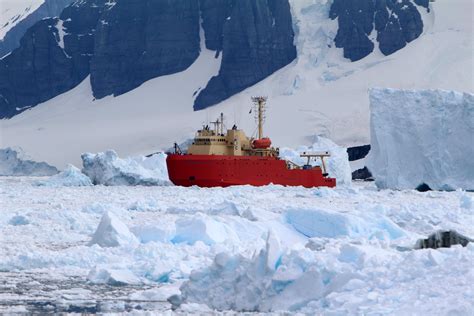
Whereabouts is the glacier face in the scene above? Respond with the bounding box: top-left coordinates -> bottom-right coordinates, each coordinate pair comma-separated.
367,88 -> 474,190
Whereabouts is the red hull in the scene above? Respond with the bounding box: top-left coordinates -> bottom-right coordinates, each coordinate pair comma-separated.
166,154 -> 336,188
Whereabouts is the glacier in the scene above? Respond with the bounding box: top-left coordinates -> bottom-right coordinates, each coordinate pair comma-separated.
367,88 -> 474,190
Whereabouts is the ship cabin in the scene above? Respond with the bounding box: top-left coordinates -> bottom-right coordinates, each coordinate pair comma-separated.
187,113 -> 277,157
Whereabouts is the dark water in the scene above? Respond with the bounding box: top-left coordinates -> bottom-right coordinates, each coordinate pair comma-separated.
0,271 -> 170,314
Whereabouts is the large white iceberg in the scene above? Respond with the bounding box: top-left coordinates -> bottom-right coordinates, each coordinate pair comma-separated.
280,136 -> 352,186
0,148 -> 58,176
81,150 -> 170,186
34,164 -> 92,187
367,88 -> 474,190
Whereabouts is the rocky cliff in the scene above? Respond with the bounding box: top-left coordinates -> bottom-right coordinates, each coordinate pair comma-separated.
194,0 -> 296,110
330,0 -> 428,61
0,0 -> 106,118
0,0 -> 296,118
0,0 -> 430,119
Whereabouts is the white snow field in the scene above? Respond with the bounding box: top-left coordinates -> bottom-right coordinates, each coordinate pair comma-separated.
1,178 -> 473,314
367,88 -> 474,191
1,0 -> 473,169
0,0 -> 44,40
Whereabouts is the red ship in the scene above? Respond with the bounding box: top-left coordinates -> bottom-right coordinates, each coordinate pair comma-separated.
166,97 -> 336,188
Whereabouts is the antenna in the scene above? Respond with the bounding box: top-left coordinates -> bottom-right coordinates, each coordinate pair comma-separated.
251,96 -> 267,139
220,112 -> 224,135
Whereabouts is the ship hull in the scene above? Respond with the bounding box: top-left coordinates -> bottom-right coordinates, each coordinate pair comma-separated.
166,154 -> 336,188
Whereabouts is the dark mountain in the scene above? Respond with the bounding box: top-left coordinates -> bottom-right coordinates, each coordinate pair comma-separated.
0,0 -> 429,119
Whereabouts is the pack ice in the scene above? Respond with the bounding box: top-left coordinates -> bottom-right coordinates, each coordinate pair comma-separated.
0,147 -> 58,176
81,150 -> 170,186
367,88 -> 474,190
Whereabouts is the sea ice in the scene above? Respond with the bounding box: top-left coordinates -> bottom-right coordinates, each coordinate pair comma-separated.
286,207 -> 406,240
180,233 -> 352,312
367,88 -> 474,190
172,213 -> 239,245
81,150 -> 170,186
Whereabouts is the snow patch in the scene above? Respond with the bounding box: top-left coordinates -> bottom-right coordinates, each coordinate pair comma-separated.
367,88 -> 474,190
81,150 -> 170,186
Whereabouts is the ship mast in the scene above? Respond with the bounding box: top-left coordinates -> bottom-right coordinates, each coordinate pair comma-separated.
252,96 -> 267,139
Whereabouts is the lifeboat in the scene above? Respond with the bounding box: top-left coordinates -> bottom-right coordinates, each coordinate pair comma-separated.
252,138 -> 272,149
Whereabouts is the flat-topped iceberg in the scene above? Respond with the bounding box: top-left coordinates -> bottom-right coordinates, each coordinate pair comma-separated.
367,88 -> 474,190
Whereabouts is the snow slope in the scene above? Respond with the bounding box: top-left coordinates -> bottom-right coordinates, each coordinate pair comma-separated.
0,0 -> 44,40
0,0 -> 472,168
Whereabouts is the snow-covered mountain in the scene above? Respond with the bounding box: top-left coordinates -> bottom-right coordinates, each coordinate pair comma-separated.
0,0 -> 472,168
0,0 -> 44,40
0,0 -> 73,57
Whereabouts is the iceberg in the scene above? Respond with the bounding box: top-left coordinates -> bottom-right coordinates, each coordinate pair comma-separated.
0,148 -> 58,176
34,164 -> 92,187
367,88 -> 474,190
89,211 -> 138,248
81,150 -> 170,186
87,267 -> 141,285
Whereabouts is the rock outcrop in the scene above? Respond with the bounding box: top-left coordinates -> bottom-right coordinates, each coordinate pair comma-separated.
91,0 -> 201,98
330,0 -> 426,61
